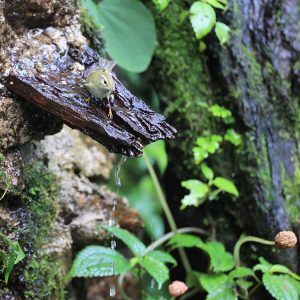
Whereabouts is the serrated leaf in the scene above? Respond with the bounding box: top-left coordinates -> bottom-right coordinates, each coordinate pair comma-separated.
229,267 -> 255,280
103,226 -> 146,256
147,250 -> 177,266
69,246 -> 130,278
168,234 -> 204,249
140,256 -> 169,289
95,0 -> 156,72
190,2 -> 216,39
153,0 -> 170,12
199,273 -> 237,299
203,0 -> 226,9
263,274 -> 300,300
201,163 -> 214,181
204,242 -> 235,272
215,22 -> 230,45
198,273 -> 228,292
213,177 -> 239,196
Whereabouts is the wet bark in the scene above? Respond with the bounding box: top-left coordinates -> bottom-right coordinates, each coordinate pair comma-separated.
152,0 -> 299,271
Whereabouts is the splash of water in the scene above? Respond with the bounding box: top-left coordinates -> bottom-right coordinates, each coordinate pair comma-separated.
109,155 -> 127,297
109,285 -> 116,297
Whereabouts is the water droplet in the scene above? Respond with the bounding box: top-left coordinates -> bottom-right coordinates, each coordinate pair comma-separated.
151,278 -> 156,289
108,219 -> 115,227
109,285 -> 116,297
115,155 -> 127,187
111,240 -> 117,249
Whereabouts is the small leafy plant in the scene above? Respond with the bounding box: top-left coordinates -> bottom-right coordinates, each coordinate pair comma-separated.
69,226 -> 299,300
0,232 -> 25,284
181,104 -> 241,209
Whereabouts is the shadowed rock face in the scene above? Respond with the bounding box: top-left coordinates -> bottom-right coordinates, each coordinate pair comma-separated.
6,46 -> 176,157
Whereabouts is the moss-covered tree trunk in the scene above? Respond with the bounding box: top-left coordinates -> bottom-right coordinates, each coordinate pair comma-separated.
152,0 -> 299,270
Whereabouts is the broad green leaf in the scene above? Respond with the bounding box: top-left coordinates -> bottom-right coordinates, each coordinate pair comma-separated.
193,147 -> 209,163
69,246 -> 130,278
190,2 -> 216,39
103,226 -> 146,256
263,274 -> 300,300
203,0 -> 226,9
215,22 -> 230,45
224,129 -> 241,146
204,242 -> 235,272
229,267 -> 255,280
213,177 -> 239,196
198,273 -> 228,292
168,234 -> 204,249
153,0 -> 170,12
147,250 -> 177,266
97,0 -> 156,72
198,273 -> 237,299
140,256 -> 169,289
201,163 -> 214,181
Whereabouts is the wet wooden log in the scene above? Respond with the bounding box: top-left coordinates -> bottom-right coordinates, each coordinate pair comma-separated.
6,46 -> 176,157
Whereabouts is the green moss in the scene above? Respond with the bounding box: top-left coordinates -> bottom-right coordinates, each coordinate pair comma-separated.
152,1 -> 214,176
281,156 -> 300,224
20,162 -> 64,300
24,255 -> 65,300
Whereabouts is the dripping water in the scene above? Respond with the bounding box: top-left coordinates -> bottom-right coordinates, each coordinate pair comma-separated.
109,155 -> 127,297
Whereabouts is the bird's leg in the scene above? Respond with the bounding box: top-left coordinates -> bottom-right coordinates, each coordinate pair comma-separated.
108,94 -> 114,119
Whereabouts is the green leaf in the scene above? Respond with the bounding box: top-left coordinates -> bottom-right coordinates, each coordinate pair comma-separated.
204,242 -> 235,272
103,226 -> 146,256
168,234 -> 204,249
97,0 -> 156,72
203,0 -> 226,10
152,0 -> 170,12
207,104 -> 233,122
213,177 -> 239,196
263,274 -> 300,300
139,256 -> 169,289
201,163 -> 214,181
147,250 -> 177,266
0,239 -> 25,284
269,265 -> 300,280
69,246 -> 130,278
253,256 -> 272,273
229,267 -> 255,280
80,0 -> 102,27
224,129 -> 241,146
215,22 -> 230,45
198,273 -> 237,300
181,180 -> 209,208
199,273 -> 228,292
190,2 -> 216,39
236,278 -> 254,290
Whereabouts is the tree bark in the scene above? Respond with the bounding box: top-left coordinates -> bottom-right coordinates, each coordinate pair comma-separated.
152,0 -> 299,271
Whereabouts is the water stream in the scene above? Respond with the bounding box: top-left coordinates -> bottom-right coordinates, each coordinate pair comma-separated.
109,155 -> 127,298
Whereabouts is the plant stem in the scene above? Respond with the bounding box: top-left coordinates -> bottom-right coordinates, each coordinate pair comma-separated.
0,188 -> 8,201
143,153 -> 192,273
179,287 -> 200,300
233,236 -> 275,267
118,273 -> 134,300
144,227 -> 208,254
